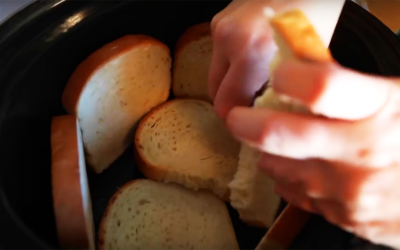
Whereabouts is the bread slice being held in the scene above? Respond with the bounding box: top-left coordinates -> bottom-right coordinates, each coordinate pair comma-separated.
229,9 -> 334,227
98,179 -> 239,250
51,115 -> 95,249
135,99 -> 240,200
62,35 -> 172,173
172,23 -> 213,102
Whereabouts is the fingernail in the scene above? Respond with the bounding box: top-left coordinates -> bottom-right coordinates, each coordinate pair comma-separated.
226,107 -> 269,145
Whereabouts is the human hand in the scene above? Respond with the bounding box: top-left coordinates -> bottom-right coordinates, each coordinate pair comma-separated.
227,59 -> 400,249
209,0 -> 344,120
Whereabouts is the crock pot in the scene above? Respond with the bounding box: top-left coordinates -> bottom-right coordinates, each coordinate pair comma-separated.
0,0 -> 400,249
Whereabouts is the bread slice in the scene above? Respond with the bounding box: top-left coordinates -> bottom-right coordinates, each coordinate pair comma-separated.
229,9 -> 334,227
98,179 -> 239,250
172,23 -> 213,102
134,99 -> 240,201
51,115 -> 95,249
62,35 -> 172,173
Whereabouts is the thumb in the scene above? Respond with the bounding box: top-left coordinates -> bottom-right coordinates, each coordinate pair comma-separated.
272,59 -> 394,120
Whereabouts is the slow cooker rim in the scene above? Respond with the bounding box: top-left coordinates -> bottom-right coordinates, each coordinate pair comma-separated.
0,0 -> 63,47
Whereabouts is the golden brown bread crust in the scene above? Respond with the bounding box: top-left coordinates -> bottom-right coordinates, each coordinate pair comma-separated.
51,115 -> 92,249
172,23 -> 213,102
133,137 -> 166,182
98,180 -> 140,250
173,22 -> 211,60
62,35 -> 170,114
133,100 -> 180,183
172,23 -> 212,101
270,9 -> 333,62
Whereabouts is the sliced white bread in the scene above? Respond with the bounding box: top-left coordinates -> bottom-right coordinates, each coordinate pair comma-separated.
51,115 -> 95,249
98,179 -> 239,250
229,9 -> 334,227
62,35 -> 172,173
134,99 -> 240,201
172,23 -> 213,102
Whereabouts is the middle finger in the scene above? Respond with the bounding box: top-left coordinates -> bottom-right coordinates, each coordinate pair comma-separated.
213,52 -> 272,120
227,106 -> 372,165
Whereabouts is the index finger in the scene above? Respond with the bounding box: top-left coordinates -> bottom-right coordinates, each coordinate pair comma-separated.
272,60 -> 392,120
213,49 -> 273,120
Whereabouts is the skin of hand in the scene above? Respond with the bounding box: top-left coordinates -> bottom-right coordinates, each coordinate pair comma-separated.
210,0 -> 400,248
227,59 -> 400,249
209,0 -> 344,120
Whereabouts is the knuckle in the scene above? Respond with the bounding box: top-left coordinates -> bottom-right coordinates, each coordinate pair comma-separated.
235,35 -> 275,67
210,12 -> 222,35
213,18 -> 269,51
249,34 -> 275,56
212,18 -> 238,44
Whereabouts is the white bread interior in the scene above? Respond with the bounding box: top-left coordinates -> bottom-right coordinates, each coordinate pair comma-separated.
51,115 -> 95,249
62,35 -> 172,173
172,23 -> 213,102
98,179 -> 239,250
229,8 -> 333,228
134,99 -> 240,201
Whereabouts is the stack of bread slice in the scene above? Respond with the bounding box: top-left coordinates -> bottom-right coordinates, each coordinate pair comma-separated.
50,7 -> 335,250
93,24 -> 241,249
134,98 -> 240,201
52,28 -> 240,249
